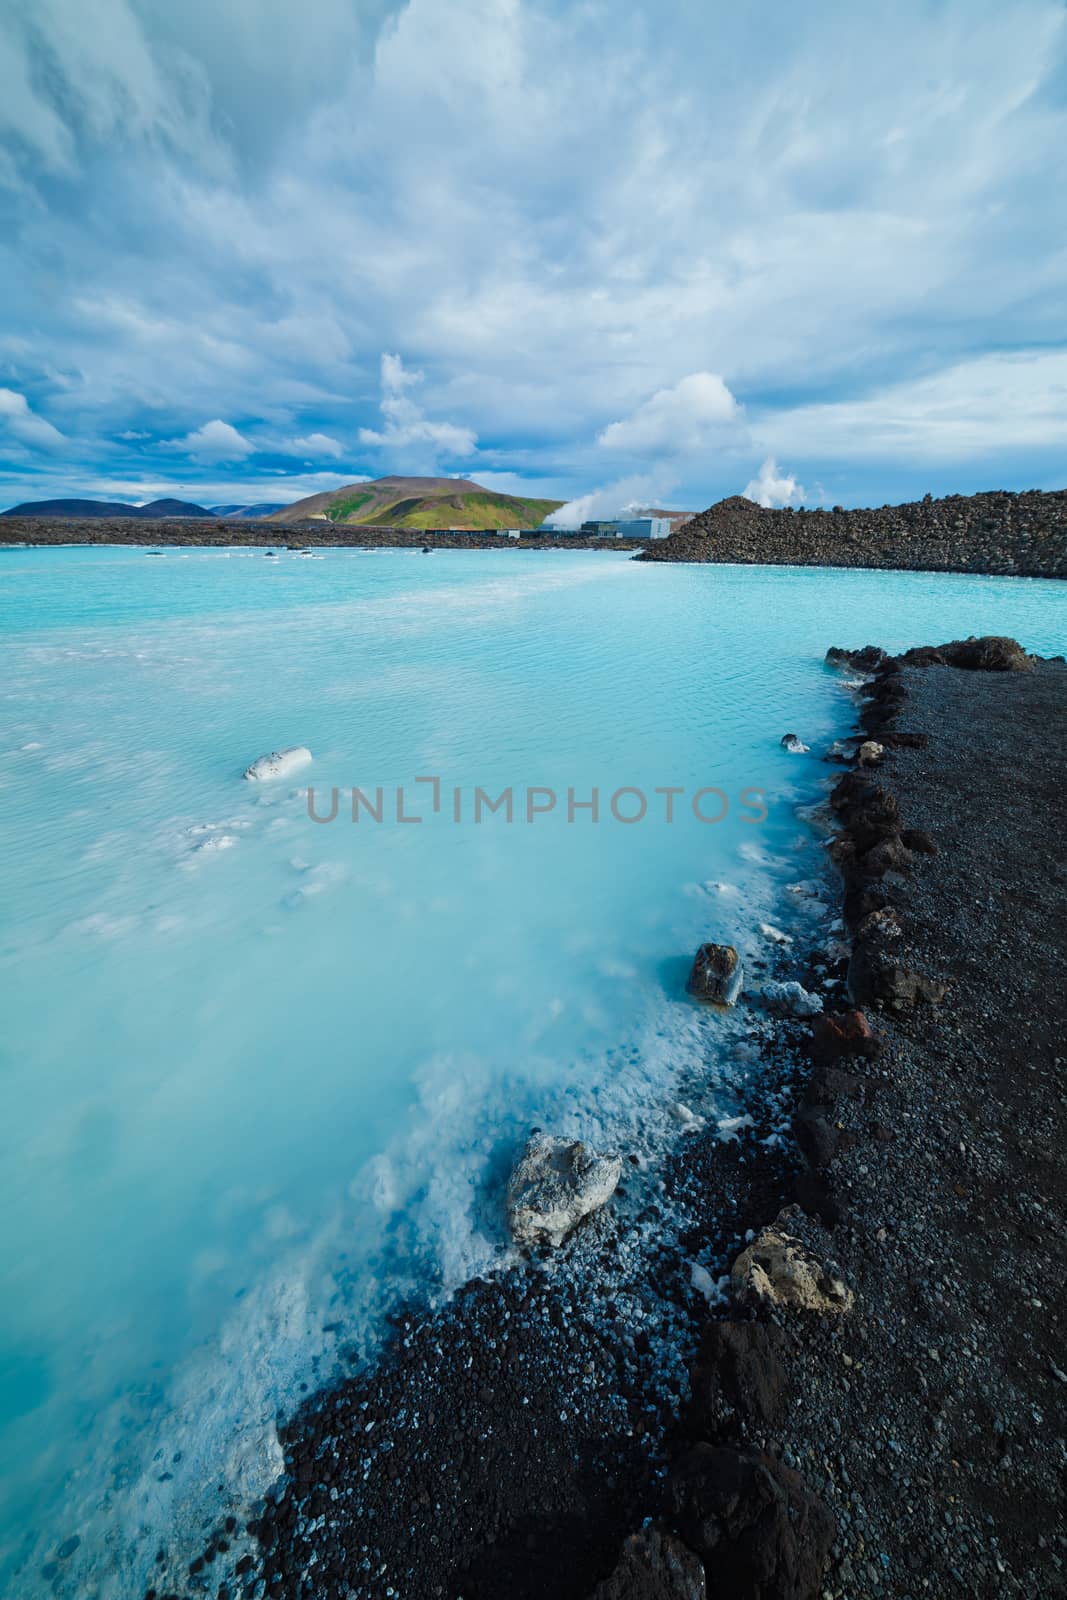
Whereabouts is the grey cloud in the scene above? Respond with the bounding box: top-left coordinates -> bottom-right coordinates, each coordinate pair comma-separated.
1,0 -> 1066,510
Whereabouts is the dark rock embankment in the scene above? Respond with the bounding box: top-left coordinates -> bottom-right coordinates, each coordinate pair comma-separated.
0,517 -> 640,551
592,637 -> 1067,1599
637,489 -> 1067,577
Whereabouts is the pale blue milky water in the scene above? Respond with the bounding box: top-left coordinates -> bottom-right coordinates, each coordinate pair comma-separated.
1,548 -> 1064,1594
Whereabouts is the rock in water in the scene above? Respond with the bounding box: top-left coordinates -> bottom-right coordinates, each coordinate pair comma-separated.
686,943 -> 743,1006
506,1133 -> 622,1248
780,733 -> 809,753
587,1527 -> 706,1600
243,746 -> 313,781
731,1208 -> 854,1314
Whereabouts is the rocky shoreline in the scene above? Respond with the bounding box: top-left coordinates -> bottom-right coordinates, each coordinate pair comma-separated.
143,638 -> 1065,1600
0,517 -> 640,551
637,489 -> 1067,578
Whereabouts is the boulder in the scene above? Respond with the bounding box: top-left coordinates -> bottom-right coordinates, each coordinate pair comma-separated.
731,1210 -> 854,1315
845,790 -> 902,850
666,1444 -> 835,1600
856,834 -> 913,878
808,1009 -> 881,1061
856,740 -> 885,766
793,1108 -> 837,1170
898,645 -> 948,668
506,1133 -> 622,1248
902,827 -> 937,855
841,881 -> 889,929
686,1321 -> 787,1437
938,635 -> 1033,672
686,943 -> 744,1007
848,943 -> 948,1010
829,770 -> 879,813
792,1171 -> 845,1227
243,746 -> 313,781
854,905 -> 903,941
826,644 -> 886,673
780,733 -> 809,753
587,1528 -> 706,1600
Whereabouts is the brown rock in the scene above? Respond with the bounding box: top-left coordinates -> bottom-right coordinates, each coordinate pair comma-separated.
686,943 -> 743,1006
808,1010 -> 881,1062
938,635 -> 1033,671
848,942 -> 948,1009
856,834 -> 913,878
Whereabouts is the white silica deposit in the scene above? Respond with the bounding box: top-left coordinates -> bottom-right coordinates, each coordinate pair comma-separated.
243,746 -> 313,781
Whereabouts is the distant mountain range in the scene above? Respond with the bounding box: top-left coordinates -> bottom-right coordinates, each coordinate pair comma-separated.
1,497 -> 290,519
3,479 -> 560,528
267,475 -> 563,530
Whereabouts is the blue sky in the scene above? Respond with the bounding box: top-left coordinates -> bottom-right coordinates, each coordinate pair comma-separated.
1,0 -> 1066,518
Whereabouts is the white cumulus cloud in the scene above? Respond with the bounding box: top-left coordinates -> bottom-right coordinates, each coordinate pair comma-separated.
743,457 -> 806,507
0,388 -> 66,450
170,419 -> 254,462
358,354 -> 477,461
281,432 -> 345,459
598,373 -> 741,455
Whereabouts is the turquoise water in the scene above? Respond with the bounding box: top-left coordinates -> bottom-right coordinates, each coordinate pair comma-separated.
1,548 -> 1064,1595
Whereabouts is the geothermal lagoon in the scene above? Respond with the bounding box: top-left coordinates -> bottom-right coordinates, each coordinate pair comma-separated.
2,548 -> 1065,1594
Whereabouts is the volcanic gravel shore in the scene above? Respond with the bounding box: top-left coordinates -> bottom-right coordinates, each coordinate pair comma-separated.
148,641 -> 1065,1600
0,516 -> 640,551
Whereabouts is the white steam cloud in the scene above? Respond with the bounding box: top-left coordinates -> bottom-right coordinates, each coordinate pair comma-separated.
544,474 -> 672,529
743,457 -> 806,508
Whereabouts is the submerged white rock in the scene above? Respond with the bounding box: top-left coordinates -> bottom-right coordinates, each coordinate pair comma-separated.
759,979 -> 824,1017
507,1133 -> 622,1248
243,746 -> 313,782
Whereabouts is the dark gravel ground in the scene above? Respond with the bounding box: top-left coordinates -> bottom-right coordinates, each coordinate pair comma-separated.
148,649 -> 1066,1600
769,659 -> 1067,1598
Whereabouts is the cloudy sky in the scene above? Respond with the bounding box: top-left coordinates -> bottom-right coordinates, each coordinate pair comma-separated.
1,0 -> 1066,517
